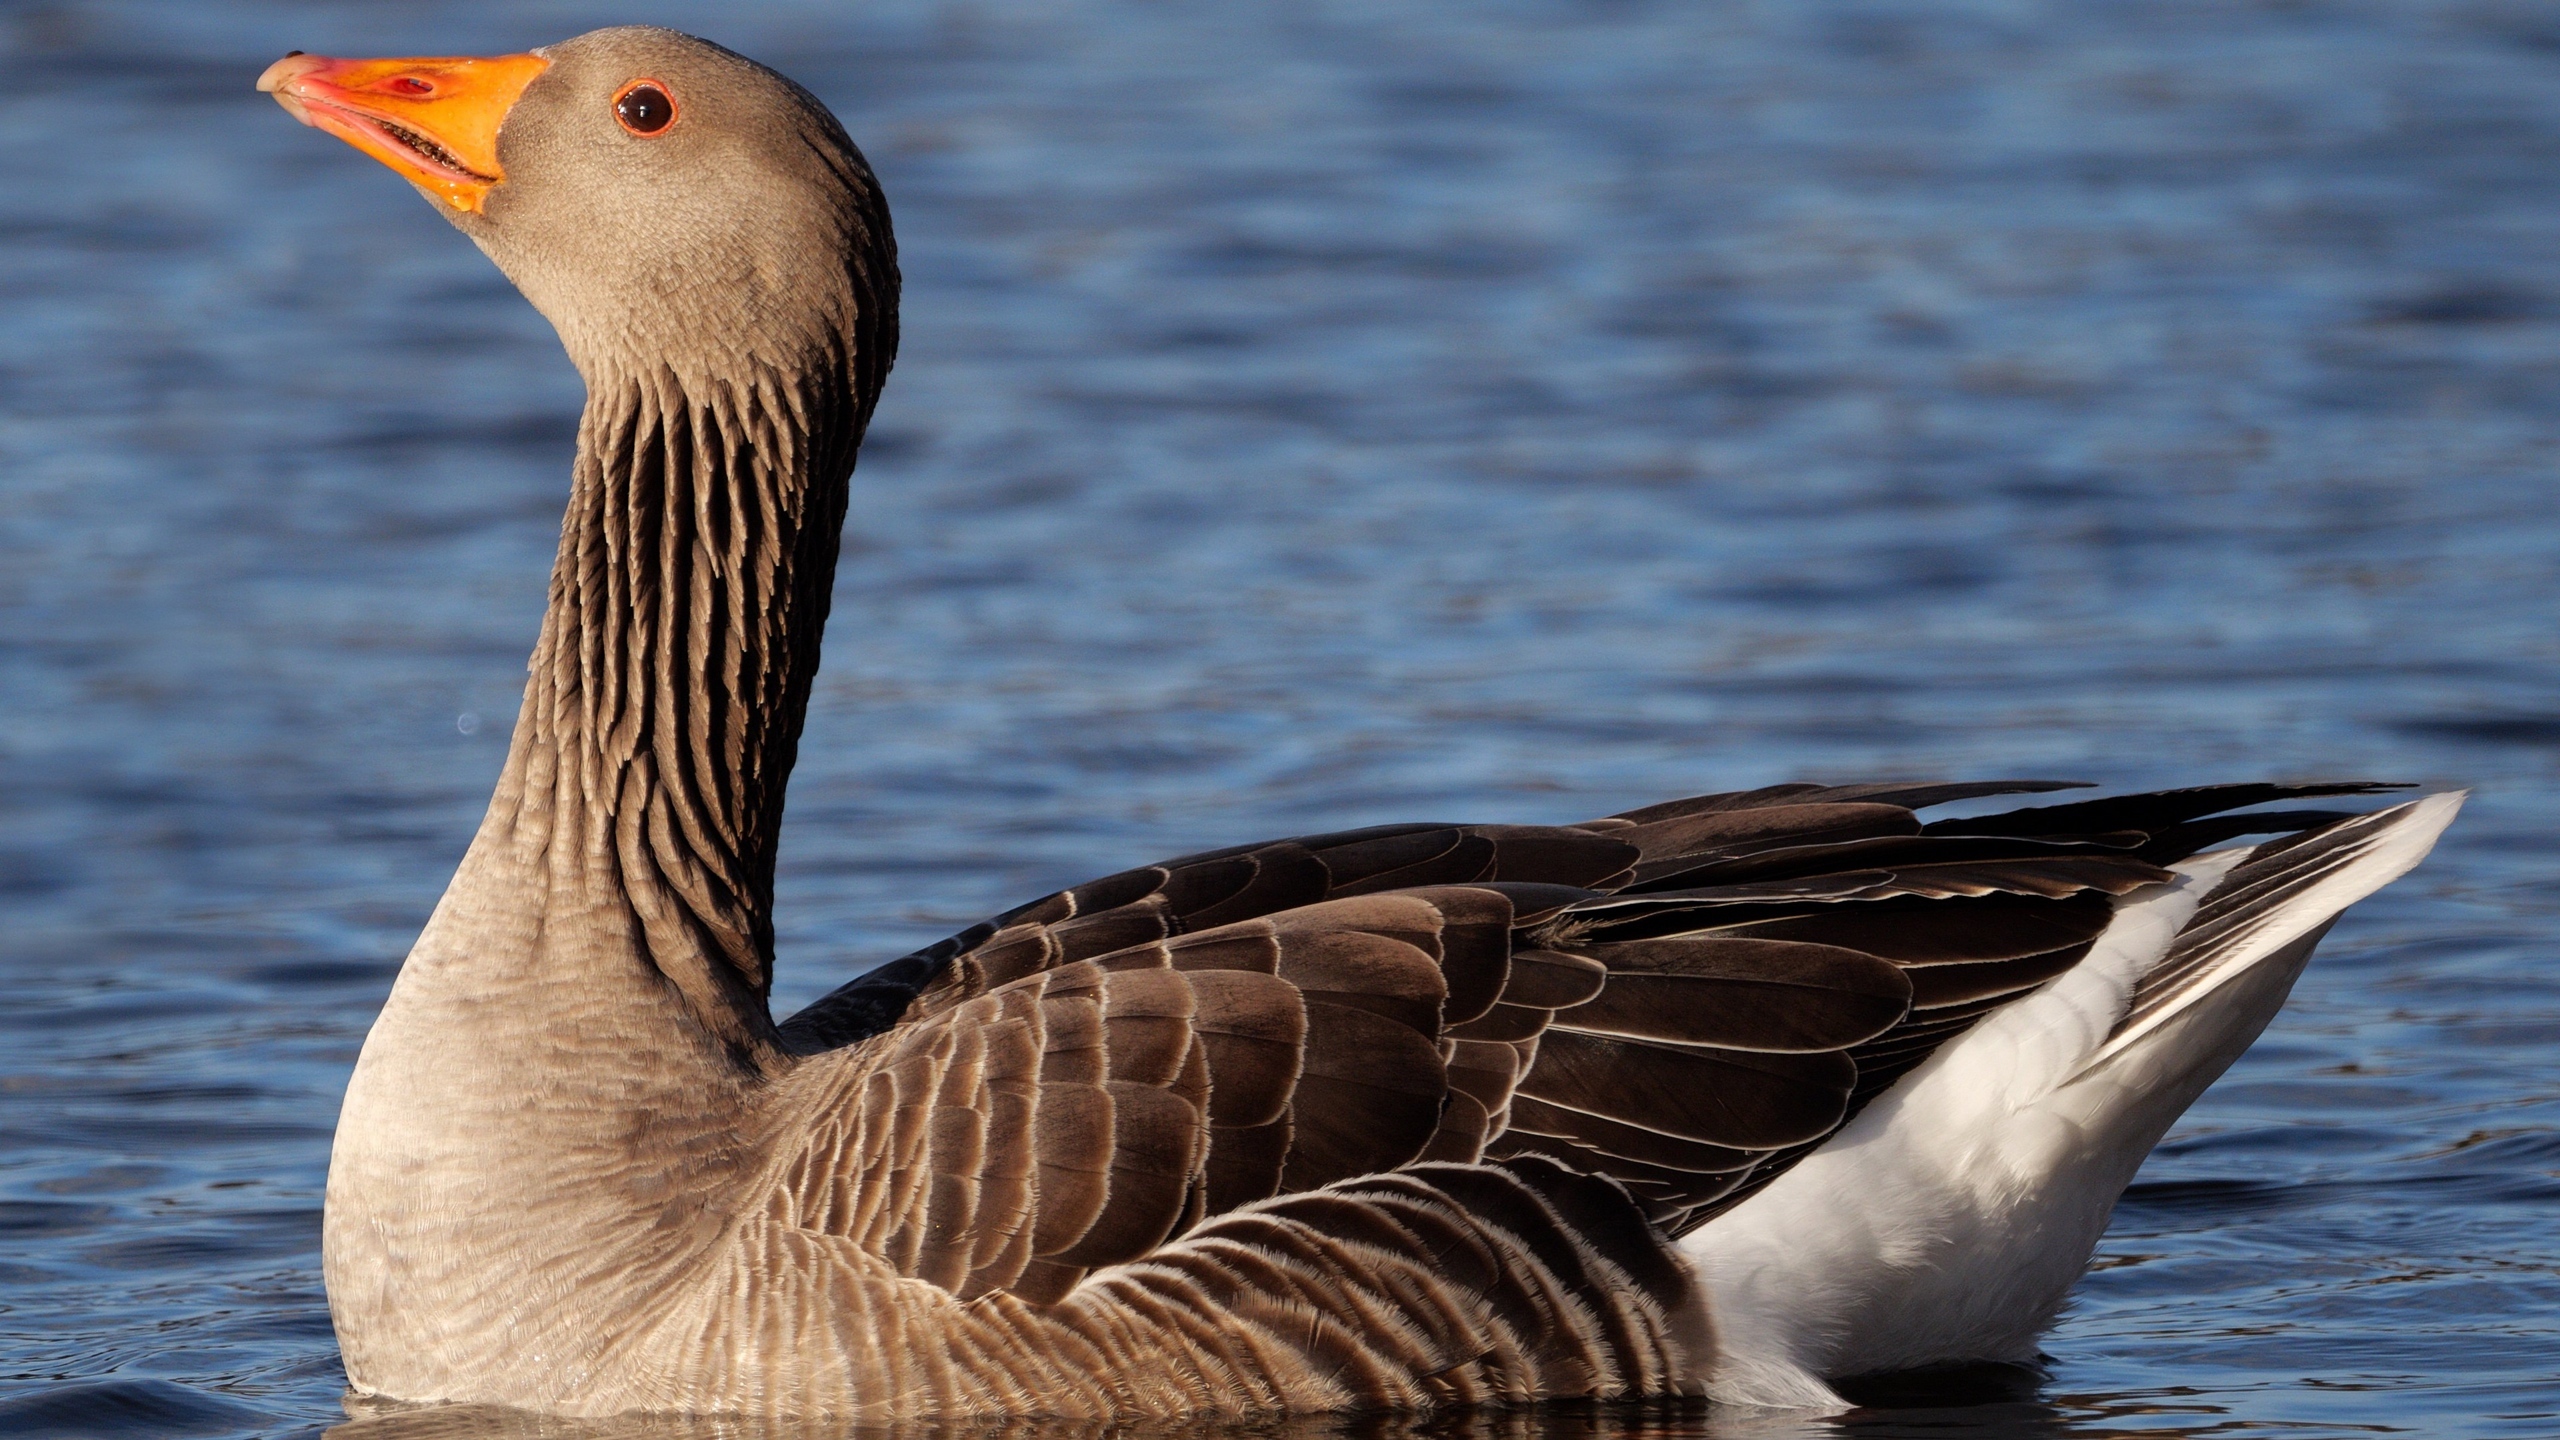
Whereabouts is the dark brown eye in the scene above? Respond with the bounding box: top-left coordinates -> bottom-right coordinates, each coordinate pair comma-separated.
614,81 -> 676,136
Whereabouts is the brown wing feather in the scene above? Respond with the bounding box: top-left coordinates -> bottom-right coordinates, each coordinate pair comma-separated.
1464,782 -> 2390,1232
772,882 -> 1562,1299
768,780 -> 2402,1299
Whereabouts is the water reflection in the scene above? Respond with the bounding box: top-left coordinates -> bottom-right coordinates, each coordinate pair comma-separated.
310,1362 -> 2416,1440
325,1390 -> 2094,1440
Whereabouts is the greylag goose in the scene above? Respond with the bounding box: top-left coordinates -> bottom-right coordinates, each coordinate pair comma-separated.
258,27 -> 2462,1421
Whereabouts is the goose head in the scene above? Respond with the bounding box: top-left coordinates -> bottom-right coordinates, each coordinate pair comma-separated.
259,25 -> 896,388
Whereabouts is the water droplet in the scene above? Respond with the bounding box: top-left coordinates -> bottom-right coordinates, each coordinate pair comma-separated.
456,711 -> 480,735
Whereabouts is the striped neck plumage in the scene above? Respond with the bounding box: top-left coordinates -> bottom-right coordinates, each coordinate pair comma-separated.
491,351 -> 863,1069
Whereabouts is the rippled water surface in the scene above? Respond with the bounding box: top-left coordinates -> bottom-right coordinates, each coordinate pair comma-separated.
3,0 -> 2556,1435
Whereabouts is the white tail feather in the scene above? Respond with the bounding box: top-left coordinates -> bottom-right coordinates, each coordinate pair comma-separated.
1687,792 -> 2463,1407
2070,790 -> 2464,1082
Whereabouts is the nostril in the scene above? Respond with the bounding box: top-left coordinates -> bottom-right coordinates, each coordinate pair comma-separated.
388,76 -> 433,96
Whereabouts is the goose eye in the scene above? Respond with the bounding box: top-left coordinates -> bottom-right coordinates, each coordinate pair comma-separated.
614,81 -> 676,136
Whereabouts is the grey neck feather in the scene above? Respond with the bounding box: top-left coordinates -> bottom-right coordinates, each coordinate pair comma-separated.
490,346 -> 859,1070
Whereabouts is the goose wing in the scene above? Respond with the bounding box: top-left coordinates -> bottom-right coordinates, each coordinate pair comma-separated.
766,781 -> 2400,1301
762,825 -> 1636,1303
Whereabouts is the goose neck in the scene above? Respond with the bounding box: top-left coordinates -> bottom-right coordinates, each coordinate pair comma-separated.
483,353 -> 861,1068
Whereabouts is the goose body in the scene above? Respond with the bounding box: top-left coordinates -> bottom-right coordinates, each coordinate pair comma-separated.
261,28 -> 2461,1420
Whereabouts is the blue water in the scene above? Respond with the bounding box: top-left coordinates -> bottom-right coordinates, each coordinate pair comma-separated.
2,1 -> 2555,1435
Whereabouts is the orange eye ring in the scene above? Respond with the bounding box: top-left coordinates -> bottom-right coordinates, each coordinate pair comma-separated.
613,78 -> 677,136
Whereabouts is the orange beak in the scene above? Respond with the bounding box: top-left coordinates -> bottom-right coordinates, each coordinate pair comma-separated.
258,51 -> 549,213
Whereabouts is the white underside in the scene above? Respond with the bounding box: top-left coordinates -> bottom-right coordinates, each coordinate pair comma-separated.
1681,792 -> 2463,1410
